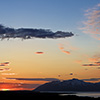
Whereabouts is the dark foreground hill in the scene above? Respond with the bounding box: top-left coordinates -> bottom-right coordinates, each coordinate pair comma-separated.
34,78 -> 100,91
0,91 -> 98,99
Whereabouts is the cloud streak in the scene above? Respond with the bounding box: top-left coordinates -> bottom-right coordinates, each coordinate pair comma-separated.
58,42 -> 78,55
35,52 -> 44,54
82,63 -> 100,66
75,60 -> 82,64
82,61 -> 100,67
82,54 -> 100,67
5,78 -> 60,81
0,24 -> 74,40
59,44 -> 71,55
0,62 -> 9,66
0,68 -> 11,72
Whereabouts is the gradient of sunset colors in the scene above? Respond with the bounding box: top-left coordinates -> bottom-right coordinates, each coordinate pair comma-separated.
0,0 -> 100,90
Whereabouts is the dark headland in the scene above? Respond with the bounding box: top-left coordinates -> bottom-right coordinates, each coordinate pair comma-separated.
0,91 -> 98,99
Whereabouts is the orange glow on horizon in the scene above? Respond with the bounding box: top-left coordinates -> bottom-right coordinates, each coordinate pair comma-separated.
0,83 -> 35,91
0,88 -> 34,91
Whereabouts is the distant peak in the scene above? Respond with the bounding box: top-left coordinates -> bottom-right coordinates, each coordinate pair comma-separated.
63,78 -> 82,82
70,78 -> 84,82
72,78 -> 79,80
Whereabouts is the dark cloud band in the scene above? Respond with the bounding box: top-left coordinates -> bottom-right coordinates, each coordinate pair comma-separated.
0,24 -> 74,40
82,78 -> 100,81
82,61 -> 100,66
6,78 -> 60,81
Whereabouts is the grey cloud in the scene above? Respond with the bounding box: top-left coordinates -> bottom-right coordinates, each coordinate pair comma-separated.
0,24 -> 74,40
6,78 -> 60,81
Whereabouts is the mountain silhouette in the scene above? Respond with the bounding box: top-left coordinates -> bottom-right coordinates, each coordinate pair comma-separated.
34,78 -> 100,91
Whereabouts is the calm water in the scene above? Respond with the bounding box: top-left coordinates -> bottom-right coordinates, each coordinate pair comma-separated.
40,91 -> 100,98
60,91 -> 100,98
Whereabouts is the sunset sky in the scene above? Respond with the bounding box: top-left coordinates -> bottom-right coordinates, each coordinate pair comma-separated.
0,0 -> 100,90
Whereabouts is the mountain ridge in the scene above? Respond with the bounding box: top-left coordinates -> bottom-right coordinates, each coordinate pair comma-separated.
34,78 -> 100,92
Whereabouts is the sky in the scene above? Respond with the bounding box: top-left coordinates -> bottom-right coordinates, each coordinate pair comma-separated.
0,0 -> 100,90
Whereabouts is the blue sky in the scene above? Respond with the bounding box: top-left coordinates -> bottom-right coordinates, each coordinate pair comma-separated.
0,0 -> 99,32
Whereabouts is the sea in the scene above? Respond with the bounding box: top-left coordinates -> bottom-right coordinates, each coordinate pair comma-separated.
60,91 -> 100,98
40,91 -> 100,98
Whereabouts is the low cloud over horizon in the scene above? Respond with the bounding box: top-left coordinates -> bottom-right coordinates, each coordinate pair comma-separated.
6,78 -> 60,81
0,24 -> 74,40
82,78 -> 100,82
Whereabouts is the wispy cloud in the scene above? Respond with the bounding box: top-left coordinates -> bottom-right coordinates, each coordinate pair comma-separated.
0,24 -> 74,40
75,60 -> 82,64
82,54 -> 100,67
0,62 -> 9,66
81,3 -> 100,40
1,73 -> 16,75
58,42 -> 78,55
4,68 -> 11,71
59,44 -> 70,54
62,50 -> 71,54
0,68 -> 11,72
95,61 -> 100,65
